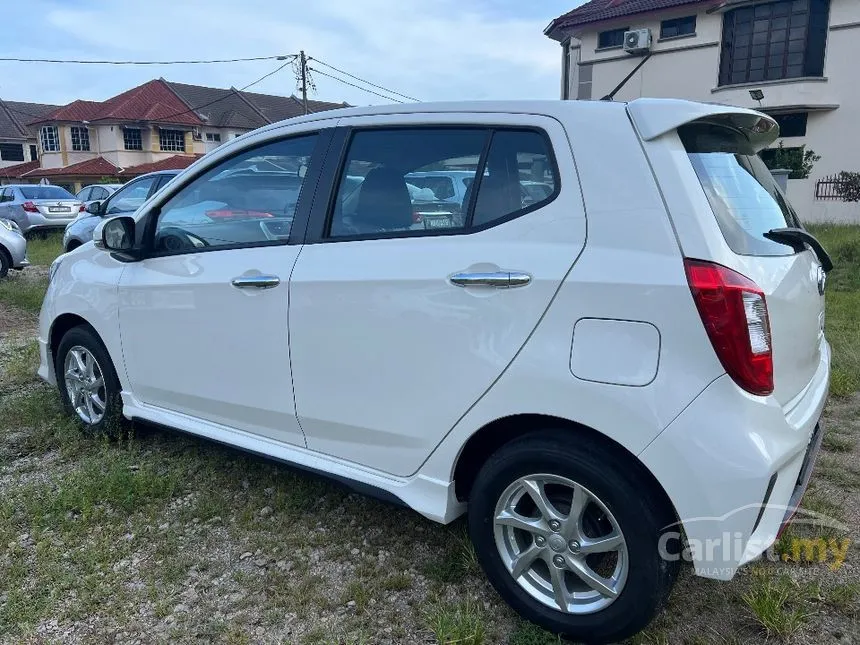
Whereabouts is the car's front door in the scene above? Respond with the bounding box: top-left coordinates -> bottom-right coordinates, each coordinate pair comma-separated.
118,131 -> 325,446
289,115 -> 585,476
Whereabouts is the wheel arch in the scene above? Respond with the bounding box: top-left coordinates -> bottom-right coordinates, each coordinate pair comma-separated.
49,313 -> 97,364
452,413 -> 679,524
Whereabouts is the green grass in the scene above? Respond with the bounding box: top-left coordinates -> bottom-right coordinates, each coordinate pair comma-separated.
0,274 -> 48,314
426,600 -> 487,645
0,340 -> 39,391
815,453 -> 860,490
807,224 -> 860,397
822,431 -> 856,453
24,231 -> 64,266
741,570 -> 813,640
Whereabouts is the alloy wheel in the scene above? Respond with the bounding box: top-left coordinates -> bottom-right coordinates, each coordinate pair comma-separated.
64,345 -> 107,425
493,473 -> 628,615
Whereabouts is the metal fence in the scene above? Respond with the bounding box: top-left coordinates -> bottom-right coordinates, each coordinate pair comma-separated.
815,174 -> 846,201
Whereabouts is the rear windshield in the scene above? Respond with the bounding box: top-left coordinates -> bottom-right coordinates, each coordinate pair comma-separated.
680,122 -> 800,257
19,186 -> 75,200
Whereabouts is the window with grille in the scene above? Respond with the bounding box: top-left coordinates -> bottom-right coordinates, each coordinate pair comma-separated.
70,126 -> 90,151
40,126 -> 59,152
661,16 -> 697,39
159,129 -> 186,152
124,128 -> 142,150
718,0 -> 830,86
205,132 -> 222,142
598,27 -> 628,49
0,143 -> 25,162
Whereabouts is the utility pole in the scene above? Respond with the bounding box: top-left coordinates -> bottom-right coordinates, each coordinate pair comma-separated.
300,50 -> 308,115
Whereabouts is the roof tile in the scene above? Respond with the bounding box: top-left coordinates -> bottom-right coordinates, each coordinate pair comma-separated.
0,159 -> 41,179
118,154 -> 202,176
23,157 -> 120,178
548,0 -> 713,34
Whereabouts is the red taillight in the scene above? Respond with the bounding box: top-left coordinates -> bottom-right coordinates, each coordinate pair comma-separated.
22,201 -> 38,213
79,204 -> 86,212
684,258 -> 773,396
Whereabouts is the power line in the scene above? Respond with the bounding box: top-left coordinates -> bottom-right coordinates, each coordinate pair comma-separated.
309,57 -> 419,102
1,58 -> 297,126
0,54 -> 295,65
149,58 -> 298,123
308,67 -> 405,104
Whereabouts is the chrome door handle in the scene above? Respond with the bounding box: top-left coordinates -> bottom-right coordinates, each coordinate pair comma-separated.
231,275 -> 280,289
450,271 -> 531,289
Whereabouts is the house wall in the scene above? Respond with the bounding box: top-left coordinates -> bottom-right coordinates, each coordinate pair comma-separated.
563,0 -> 860,223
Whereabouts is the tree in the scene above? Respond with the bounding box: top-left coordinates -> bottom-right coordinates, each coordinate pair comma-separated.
760,142 -> 821,179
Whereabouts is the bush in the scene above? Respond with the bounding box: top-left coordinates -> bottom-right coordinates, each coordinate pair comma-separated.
835,171 -> 860,202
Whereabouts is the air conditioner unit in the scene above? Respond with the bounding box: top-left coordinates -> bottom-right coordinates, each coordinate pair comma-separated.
623,29 -> 652,54
192,127 -> 203,141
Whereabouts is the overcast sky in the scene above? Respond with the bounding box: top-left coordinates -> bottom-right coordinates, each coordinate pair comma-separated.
0,0 -> 585,109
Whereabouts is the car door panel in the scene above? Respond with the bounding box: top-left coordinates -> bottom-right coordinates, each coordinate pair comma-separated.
119,246 -> 305,445
289,114 -> 585,477
118,130 -> 327,447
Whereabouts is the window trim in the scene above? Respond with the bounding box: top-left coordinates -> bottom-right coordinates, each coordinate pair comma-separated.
139,130 -> 329,259
309,124 -> 561,245
597,27 -> 629,51
70,126 -> 90,152
123,127 -> 143,151
659,15 -> 697,40
40,125 -> 60,152
158,128 -> 186,153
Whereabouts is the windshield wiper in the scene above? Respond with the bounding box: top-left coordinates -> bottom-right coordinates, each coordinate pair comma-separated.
764,227 -> 833,273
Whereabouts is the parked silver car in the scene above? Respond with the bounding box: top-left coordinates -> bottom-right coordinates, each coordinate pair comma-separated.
0,218 -> 28,278
75,183 -> 122,208
63,171 -> 180,252
0,184 -> 83,235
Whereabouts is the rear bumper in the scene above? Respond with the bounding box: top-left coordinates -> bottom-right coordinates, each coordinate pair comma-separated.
640,340 -> 830,580
22,213 -> 76,233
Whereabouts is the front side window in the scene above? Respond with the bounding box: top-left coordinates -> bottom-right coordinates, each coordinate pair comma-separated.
153,134 -> 318,253
681,122 -> 799,256
661,15 -> 697,39
328,129 -> 487,238
76,187 -> 92,201
106,176 -> 158,215
598,27 -> 628,49
159,129 -> 185,152
91,186 -> 109,200
70,126 -> 90,151
40,126 -> 59,152
0,143 -> 25,162
718,0 -> 830,86
124,128 -> 142,151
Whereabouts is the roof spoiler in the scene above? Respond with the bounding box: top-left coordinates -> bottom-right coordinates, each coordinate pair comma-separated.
627,98 -> 779,152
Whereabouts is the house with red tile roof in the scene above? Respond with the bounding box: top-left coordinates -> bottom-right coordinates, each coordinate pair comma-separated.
0,99 -> 58,175
22,78 -> 346,192
545,0 -> 860,223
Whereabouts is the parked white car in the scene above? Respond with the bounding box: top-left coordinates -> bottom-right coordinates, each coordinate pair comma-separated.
38,99 -> 830,643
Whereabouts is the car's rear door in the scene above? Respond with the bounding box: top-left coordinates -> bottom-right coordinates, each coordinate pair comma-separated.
288,113 -> 586,477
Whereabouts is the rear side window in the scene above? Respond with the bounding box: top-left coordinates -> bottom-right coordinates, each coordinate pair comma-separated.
680,122 -> 799,256
326,127 -> 558,239
19,186 -> 75,200
472,130 -> 558,228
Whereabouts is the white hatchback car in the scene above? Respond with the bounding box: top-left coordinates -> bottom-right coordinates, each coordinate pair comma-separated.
39,98 -> 831,643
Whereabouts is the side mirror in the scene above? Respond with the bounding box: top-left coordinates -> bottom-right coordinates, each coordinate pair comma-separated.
86,201 -> 103,215
95,216 -> 138,261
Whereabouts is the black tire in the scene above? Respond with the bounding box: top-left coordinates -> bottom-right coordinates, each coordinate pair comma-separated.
0,246 -> 10,278
468,430 -> 679,644
55,325 -> 124,437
